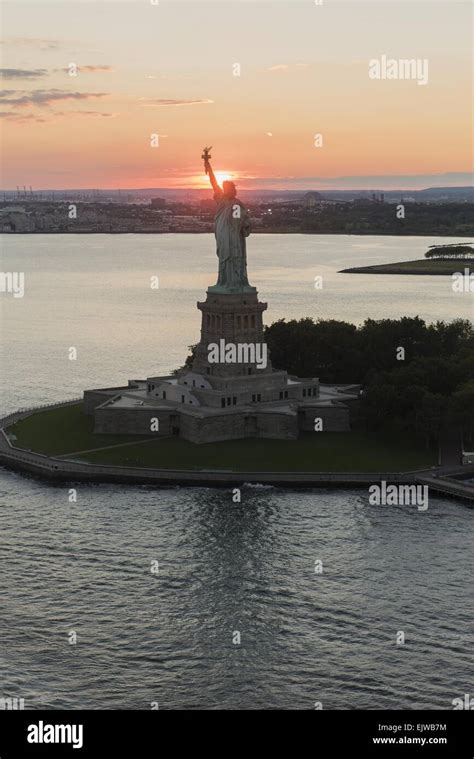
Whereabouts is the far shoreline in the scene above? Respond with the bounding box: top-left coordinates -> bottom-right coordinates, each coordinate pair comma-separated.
2,231 -> 474,238
340,258 -> 473,275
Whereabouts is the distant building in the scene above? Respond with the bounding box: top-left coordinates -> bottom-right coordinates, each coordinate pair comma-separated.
150,198 -> 167,209
0,205 -> 26,215
200,198 -> 216,213
0,206 -> 35,232
302,191 -> 322,209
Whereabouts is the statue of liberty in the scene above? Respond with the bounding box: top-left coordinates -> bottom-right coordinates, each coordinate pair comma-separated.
202,147 -> 255,293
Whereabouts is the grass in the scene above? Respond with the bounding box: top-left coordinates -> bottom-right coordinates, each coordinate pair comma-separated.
81,431 -> 435,472
8,402 -> 154,456
8,402 -> 436,472
340,258 -> 472,275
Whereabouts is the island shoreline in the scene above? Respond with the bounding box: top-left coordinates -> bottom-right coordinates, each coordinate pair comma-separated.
1,404 -> 472,502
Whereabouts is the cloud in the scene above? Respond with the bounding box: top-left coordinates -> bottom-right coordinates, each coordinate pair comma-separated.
0,66 -> 113,81
146,72 -> 194,81
0,111 -> 47,123
0,37 -> 60,50
139,98 -> 213,107
0,108 -> 116,123
56,65 -> 114,74
0,68 -> 48,80
267,63 -> 310,72
78,65 -> 113,72
0,89 -> 108,107
56,110 -> 117,118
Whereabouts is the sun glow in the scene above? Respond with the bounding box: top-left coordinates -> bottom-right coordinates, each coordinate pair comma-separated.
193,170 -> 235,189
214,171 -> 233,186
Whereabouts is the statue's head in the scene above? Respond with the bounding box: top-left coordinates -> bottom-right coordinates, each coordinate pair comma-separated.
223,180 -> 237,198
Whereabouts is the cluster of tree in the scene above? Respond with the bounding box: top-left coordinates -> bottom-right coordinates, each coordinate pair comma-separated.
264,317 -> 474,447
425,243 -> 473,259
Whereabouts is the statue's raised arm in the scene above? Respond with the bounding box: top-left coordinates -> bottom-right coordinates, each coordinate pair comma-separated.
202,146 -> 222,197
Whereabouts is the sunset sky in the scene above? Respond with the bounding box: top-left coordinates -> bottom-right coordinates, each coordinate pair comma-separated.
1,0 -> 472,190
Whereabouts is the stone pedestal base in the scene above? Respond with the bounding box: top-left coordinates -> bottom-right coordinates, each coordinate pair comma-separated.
192,290 -> 273,378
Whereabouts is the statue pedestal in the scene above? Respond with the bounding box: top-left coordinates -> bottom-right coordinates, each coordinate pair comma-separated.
207,284 -> 257,295
192,290 -> 272,378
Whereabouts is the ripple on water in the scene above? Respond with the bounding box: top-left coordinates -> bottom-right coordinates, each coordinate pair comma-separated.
1,474 -> 472,709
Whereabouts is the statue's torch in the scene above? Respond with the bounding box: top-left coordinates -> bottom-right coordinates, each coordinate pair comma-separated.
202,146 -> 212,174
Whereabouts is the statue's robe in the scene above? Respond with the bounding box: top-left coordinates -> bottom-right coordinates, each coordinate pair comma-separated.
213,195 -> 251,290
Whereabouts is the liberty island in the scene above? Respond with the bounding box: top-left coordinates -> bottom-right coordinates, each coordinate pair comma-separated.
82,150 -> 359,443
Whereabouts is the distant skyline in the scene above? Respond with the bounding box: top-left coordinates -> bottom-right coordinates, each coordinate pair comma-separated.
1,0 -> 472,191
2,174 -> 473,195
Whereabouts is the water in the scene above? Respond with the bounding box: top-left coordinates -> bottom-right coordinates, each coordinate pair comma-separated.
0,234 -> 472,709
1,479 -> 472,710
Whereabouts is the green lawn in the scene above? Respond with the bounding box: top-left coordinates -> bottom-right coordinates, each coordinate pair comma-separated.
8,402 -> 436,472
8,402 -> 154,455
81,431 -> 435,472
